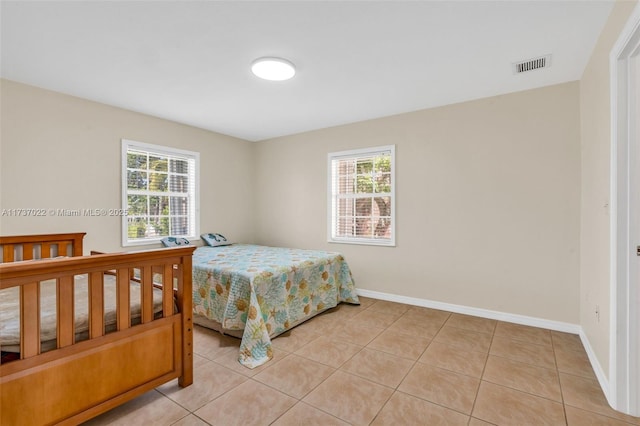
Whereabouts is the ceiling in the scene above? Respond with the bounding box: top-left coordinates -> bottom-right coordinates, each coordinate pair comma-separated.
1,1 -> 614,142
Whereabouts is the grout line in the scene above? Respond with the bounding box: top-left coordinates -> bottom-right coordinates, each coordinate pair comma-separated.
391,388 -> 474,418
467,316 -> 498,421
552,334 -> 570,426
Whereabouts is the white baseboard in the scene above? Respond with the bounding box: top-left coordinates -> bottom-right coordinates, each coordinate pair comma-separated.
578,329 -> 611,405
356,288 -> 581,334
356,289 -> 620,414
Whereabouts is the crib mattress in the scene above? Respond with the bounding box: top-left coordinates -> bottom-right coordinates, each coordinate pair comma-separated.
0,273 -> 164,353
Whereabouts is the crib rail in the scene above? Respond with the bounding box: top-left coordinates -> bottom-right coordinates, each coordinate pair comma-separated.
0,232 -> 85,262
0,247 -> 194,360
0,233 -> 195,425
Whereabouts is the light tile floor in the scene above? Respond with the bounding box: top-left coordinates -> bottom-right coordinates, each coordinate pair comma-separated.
84,297 -> 640,425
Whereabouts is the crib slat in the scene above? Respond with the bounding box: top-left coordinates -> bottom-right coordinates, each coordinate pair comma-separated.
162,263 -> 173,318
57,276 -> 74,347
72,239 -> 83,256
58,242 -> 69,257
89,271 -> 104,338
3,244 -> 14,262
20,282 -> 40,358
141,266 -> 153,323
117,269 -> 130,330
22,243 -> 34,261
41,243 -> 51,259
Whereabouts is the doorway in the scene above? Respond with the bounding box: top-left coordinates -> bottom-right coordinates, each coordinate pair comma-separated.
610,2 -> 640,416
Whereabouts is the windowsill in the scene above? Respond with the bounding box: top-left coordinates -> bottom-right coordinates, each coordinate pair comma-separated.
328,239 -> 396,247
123,236 -> 198,248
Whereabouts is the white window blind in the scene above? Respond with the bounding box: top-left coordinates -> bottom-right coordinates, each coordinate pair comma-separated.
328,145 -> 395,246
122,139 -> 199,246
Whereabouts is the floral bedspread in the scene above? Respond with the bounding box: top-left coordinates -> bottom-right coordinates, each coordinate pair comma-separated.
192,244 -> 359,368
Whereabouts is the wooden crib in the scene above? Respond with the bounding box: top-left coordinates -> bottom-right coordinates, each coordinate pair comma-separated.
0,233 -> 195,425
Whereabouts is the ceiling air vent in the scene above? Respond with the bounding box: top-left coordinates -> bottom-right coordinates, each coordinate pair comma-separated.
513,54 -> 552,74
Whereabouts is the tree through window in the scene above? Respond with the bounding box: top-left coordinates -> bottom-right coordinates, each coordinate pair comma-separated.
122,140 -> 199,246
328,146 -> 395,246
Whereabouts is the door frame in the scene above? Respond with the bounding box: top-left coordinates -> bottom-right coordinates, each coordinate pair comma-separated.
610,1 -> 640,416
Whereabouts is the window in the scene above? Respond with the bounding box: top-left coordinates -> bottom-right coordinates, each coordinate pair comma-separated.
122,139 -> 199,246
328,145 -> 395,246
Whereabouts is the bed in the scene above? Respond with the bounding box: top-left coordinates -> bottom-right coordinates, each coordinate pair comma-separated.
191,243 -> 359,368
0,233 -> 195,425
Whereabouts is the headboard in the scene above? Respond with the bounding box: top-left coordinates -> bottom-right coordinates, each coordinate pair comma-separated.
0,232 -> 86,262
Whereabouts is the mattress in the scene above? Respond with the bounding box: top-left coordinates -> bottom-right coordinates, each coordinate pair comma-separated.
0,273 -> 164,353
192,244 -> 359,368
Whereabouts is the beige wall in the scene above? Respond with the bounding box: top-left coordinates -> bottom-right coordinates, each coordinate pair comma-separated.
579,0 -> 638,380
0,79 -> 256,253
254,82 -> 582,324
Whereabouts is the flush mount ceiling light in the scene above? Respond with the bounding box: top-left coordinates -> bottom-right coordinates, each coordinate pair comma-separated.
251,57 -> 296,81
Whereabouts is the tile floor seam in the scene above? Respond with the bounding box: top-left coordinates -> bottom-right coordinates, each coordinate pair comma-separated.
364,345 -> 428,362
343,334 -> 462,424
289,358 -> 370,424
248,374 -> 307,401
413,326 -> 433,358
443,325 -> 497,337
478,377 -> 565,405
551,335 -> 571,426
310,370 -> 341,400
388,342 -> 423,409
554,344 -> 589,354
426,338 -> 489,355
563,402 -> 640,426
153,387 -> 200,416
188,412 -> 212,426
337,367 -> 399,393
492,334 -> 555,348
468,319 -> 498,422
342,349 -> 413,388
299,369 -> 370,425
181,363 -> 254,414
392,388 -> 473,419
169,414 -> 187,426
470,416 -> 498,425
293,338 -> 366,369
267,401 -> 350,426
254,354 -> 338,401
488,337 -> 558,370
383,325 -> 438,339
441,323 -> 494,336
304,400 -> 356,425
367,387 -> 399,425
485,353 -> 560,373
418,351 -> 487,380
427,316 -> 449,338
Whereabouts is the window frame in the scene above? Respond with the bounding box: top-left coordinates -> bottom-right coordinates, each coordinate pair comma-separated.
327,145 -> 396,246
121,139 -> 200,247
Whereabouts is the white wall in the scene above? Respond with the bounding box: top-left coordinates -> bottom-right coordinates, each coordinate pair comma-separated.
254,82 -> 582,324
579,0 -> 638,381
0,79 -> 256,253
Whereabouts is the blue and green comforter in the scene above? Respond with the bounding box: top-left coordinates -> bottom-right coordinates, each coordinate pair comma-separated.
192,244 -> 359,368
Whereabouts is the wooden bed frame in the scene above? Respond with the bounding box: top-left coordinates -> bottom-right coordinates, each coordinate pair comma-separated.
0,233 -> 195,425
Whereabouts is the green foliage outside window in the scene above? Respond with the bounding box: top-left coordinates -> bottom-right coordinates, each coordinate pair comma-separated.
126,152 -> 184,238
353,155 -> 392,237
